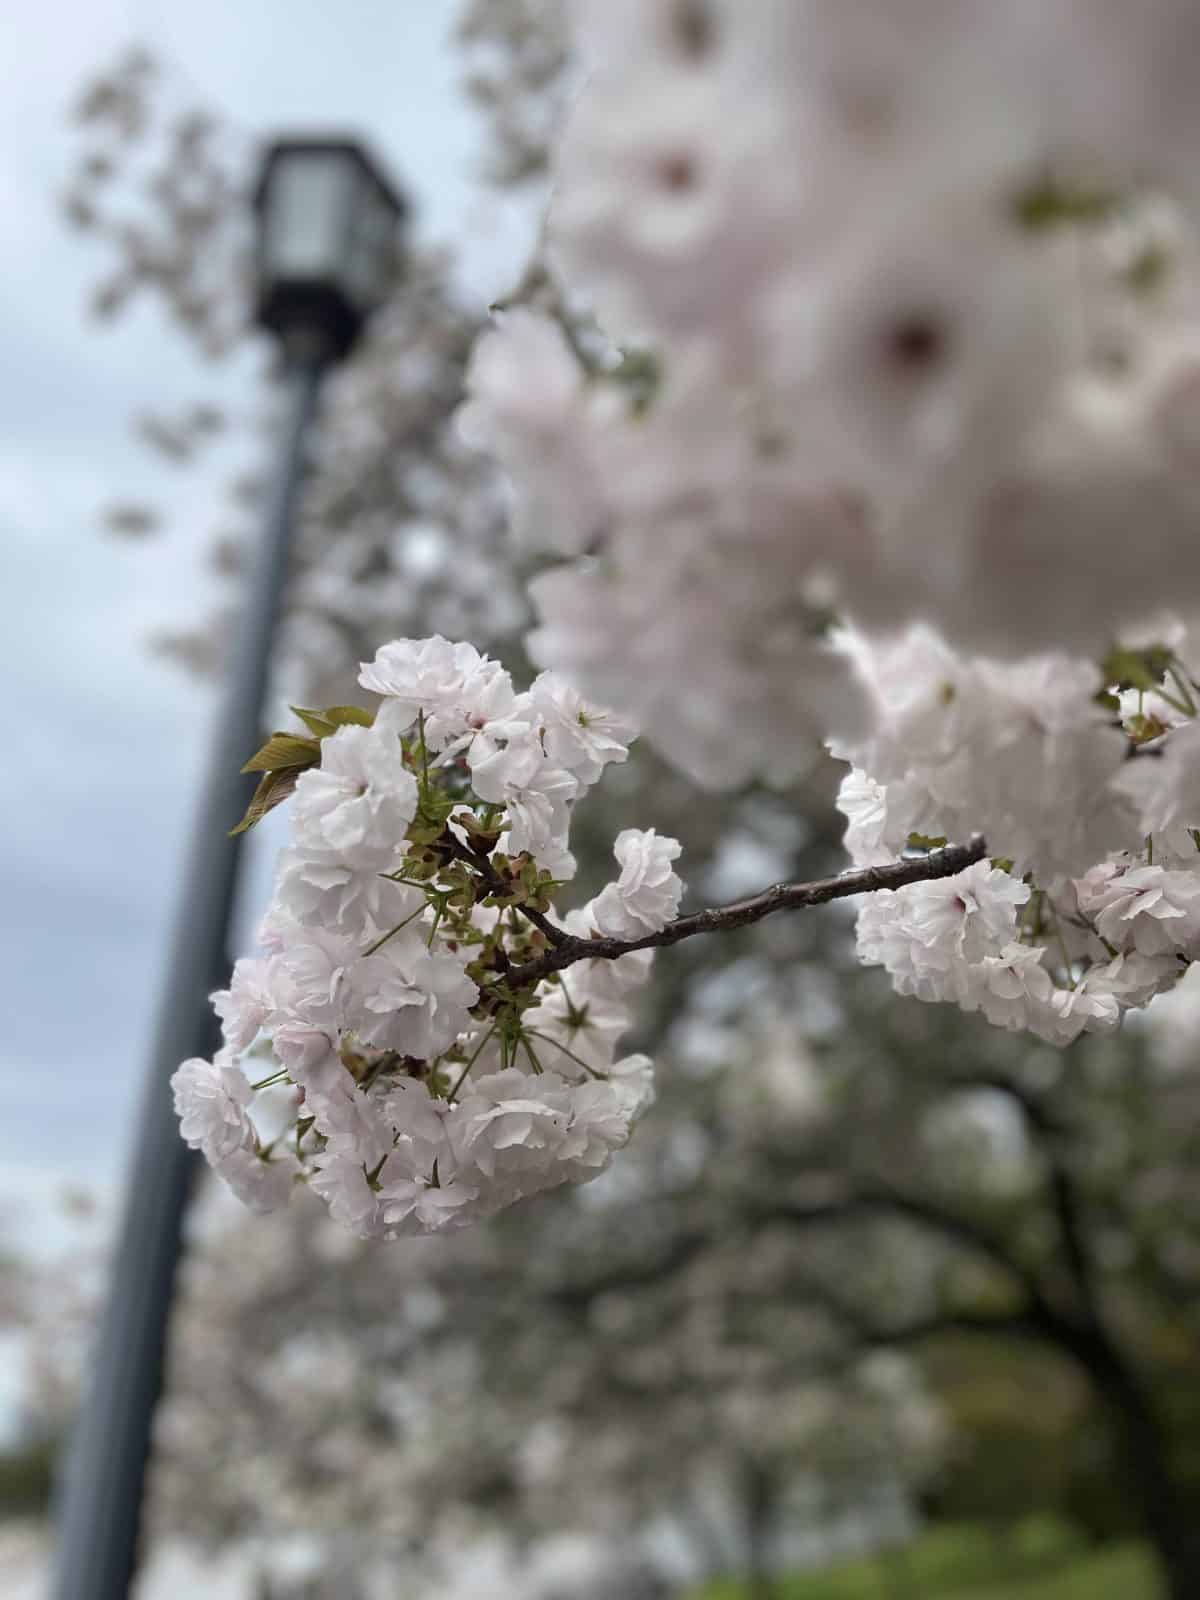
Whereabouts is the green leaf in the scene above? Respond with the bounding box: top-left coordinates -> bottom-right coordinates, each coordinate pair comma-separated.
406,817 -> 447,848
230,767 -> 301,835
290,706 -> 337,738
288,704 -> 373,740
322,705 -> 374,729
1100,644 -> 1173,694
241,733 -> 321,774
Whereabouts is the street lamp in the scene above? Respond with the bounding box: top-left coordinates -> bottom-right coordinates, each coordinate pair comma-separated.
54,136 -> 407,1600
255,138 -> 407,360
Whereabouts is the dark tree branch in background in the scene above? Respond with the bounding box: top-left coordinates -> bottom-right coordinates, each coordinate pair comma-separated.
756,1186 -> 1043,1304
760,1274 -> 1055,1358
543,1174 -> 1031,1326
547,1229 -> 717,1314
942,1069 -> 1101,1326
753,1181 -> 1114,1368
504,836 -> 988,991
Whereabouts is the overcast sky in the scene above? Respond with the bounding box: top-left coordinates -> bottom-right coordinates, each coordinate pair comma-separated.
0,0 -> 531,1252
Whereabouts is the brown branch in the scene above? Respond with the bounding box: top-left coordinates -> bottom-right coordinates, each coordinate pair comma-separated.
503,835 -> 987,991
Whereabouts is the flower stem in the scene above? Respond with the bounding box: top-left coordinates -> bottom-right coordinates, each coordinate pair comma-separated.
447,1021 -> 498,1101
249,1068 -> 290,1092
362,901 -> 427,957
525,1027 -> 607,1080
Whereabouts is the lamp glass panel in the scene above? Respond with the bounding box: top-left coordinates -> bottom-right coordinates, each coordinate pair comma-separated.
342,175 -> 397,311
262,152 -> 354,281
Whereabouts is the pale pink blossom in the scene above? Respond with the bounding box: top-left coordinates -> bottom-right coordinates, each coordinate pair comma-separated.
172,1058 -> 256,1162
291,725 -> 417,870
591,828 -> 684,938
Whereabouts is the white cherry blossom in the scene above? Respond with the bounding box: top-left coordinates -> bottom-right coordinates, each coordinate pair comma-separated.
1076,861 -> 1200,960
171,1057 -> 256,1162
529,673 -> 636,788
211,959 -> 273,1056
291,724 -> 417,870
272,847 -> 421,939
348,938 -> 478,1060
591,828 -> 684,939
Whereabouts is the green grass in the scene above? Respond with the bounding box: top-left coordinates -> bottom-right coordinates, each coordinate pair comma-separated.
692,1523 -> 1161,1600
982,1546 -> 1157,1599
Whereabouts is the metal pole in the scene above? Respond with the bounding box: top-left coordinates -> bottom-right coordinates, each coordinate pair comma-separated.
53,344 -> 331,1600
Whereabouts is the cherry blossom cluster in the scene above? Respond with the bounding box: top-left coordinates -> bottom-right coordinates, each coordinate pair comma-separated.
173,637 -> 682,1236
834,626 -> 1200,1044
453,1 -> 1200,1045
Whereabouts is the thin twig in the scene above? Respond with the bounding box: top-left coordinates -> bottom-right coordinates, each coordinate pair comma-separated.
445,834 -> 567,947
503,836 -> 987,991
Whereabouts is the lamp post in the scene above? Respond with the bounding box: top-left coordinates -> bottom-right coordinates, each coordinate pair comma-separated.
53,137 -> 407,1600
